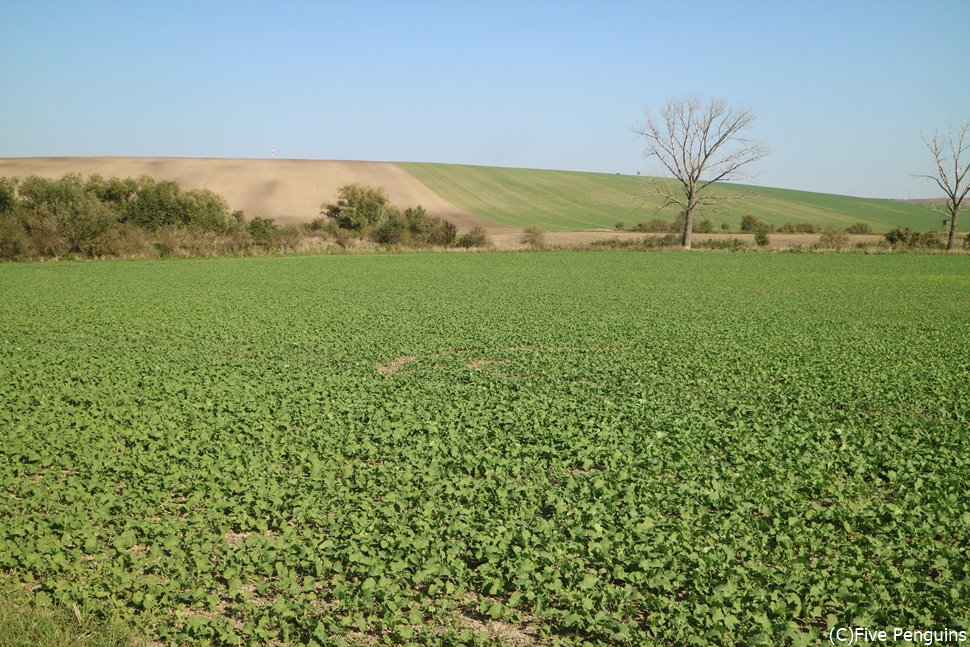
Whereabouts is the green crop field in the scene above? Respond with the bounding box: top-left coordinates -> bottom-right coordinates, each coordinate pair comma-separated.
1,253 -> 968,645
398,163 -> 954,234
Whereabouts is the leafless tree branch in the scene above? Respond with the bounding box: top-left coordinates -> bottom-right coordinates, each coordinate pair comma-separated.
918,122 -> 970,251
633,96 -> 767,248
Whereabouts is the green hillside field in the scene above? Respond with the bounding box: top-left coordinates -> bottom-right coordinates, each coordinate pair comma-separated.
398,162 -> 955,233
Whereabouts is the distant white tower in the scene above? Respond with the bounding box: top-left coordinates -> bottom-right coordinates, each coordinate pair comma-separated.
271,145 -> 276,159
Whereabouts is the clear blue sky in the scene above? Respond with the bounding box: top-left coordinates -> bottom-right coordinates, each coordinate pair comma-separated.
2,0 -> 967,198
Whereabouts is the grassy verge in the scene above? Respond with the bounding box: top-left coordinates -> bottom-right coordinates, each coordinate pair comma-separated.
0,577 -> 142,647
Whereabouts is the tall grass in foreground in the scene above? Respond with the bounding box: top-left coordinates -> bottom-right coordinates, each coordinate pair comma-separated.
0,577 -> 142,647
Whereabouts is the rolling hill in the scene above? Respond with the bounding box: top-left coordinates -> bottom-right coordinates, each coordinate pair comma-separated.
0,157 -> 501,231
398,163 -> 952,233
0,157 -> 953,234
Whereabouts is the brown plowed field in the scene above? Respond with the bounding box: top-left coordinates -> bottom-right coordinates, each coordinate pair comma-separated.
0,157 -> 509,232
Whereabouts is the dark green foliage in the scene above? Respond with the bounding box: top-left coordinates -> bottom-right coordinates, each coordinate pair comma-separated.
0,177 -> 19,214
455,224 -> 493,248
247,216 -> 280,242
83,174 -> 140,208
402,205 -> 457,245
614,222 -> 625,230
720,222 -> 730,231
740,214 -> 760,231
0,174 -> 251,259
845,222 -> 873,234
884,227 -> 946,249
588,234 -> 680,250
120,178 -> 184,230
322,183 -> 392,230
754,223 -> 770,247
371,205 -> 457,246
122,179 -> 233,232
3,175 -> 120,256
779,222 -> 821,233
693,237 -> 747,251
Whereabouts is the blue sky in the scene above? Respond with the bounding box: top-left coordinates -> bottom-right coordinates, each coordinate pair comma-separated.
2,0 -> 967,198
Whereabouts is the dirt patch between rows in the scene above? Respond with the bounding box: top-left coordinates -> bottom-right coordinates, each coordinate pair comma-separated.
378,355 -> 417,376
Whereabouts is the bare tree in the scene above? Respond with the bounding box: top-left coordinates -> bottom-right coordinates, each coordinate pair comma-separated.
633,97 -> 768,248
917,123 -> 969,252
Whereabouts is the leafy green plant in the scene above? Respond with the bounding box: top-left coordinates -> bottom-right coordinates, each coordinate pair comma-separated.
884,227 -> 945,249
456,224 -> 493,248
845,222 -> 873,234
815,227 -> 849,250
321,183 -> 392,230
0,253 -> 967,644
753,223 -> 770,246
740,214 -> 761,231
693,237 -> 747,251
520,225 -> 547,249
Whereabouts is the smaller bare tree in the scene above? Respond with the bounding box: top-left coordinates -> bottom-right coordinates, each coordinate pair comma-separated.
918,123 -> 969,252
634,97 -> 768,249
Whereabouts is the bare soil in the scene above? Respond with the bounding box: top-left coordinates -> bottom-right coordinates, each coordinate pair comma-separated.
0,157 -> 504,231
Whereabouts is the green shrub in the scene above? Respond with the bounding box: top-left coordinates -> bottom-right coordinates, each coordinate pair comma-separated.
884,227 -> 945,249
456,225 -> 493,248
0,218 -> 35,260
181,189 -> 234,233
720,222 -> 730,231
781,222 -> 820,233
94,223 -> 156,258
520,225 -> 547,249
845,222 -> 873,234
815,227 -> 849,251
60,196 -> 118,255
371,205 -> 457,246
370,208 -> 407,245
614,222 -> 625,230
753,224 -> 770,247
588,234 -> 680,250
0,177 -> 18,214
84,174 -> 139,208
321,183 -> 391,230
122,178 -> 184,230
740,215 -> 760,232
403,206 -> 456,246
693,237 -> 747,251
248,216 -> 280,243
885,227 -> 917,246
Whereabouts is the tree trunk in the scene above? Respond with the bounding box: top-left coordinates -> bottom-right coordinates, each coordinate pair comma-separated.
947,207 -> 959,252
681,207 -> 694,249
